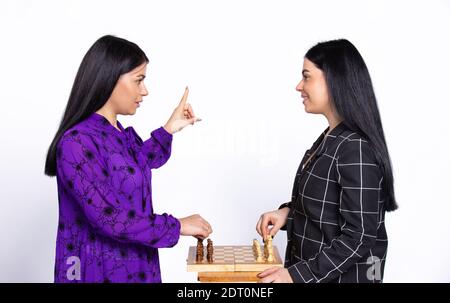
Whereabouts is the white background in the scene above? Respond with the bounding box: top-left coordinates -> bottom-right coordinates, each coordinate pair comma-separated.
0,0 -> 449,282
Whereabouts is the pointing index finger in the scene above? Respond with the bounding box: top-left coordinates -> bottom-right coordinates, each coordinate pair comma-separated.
179,86 -> 189,108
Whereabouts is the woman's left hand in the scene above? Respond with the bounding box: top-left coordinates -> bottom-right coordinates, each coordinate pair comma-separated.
164,86 -> 202,134
258,267 -> 294,283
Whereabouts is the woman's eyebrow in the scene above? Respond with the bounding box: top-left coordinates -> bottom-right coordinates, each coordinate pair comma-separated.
302,69 -> 310,74
137,74 -> 146,79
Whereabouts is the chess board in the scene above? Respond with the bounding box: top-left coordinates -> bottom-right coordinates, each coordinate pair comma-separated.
186,245 -> 283,272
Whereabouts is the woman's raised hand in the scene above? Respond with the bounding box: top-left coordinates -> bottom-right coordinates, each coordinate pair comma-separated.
164,87 -> 202,134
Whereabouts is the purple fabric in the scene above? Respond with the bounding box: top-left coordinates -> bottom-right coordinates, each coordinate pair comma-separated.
54,112 -> 180,283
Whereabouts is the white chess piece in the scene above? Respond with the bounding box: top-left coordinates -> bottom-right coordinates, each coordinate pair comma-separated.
253,239 -> 264,262
264,235 -> 274,262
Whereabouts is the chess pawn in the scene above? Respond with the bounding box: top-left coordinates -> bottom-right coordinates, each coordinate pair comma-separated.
255,246 -> 262,257
264,235 -> 273,259
196,239 -> 204,262
252,239 -> 258,252
207,239 -> 213,253
265,235 -> 273,246
256,248 -> 264,263
252,239 -> 260,254
196,253 -> 203,262
206,239 -> 214,262
252,239 -> 263,262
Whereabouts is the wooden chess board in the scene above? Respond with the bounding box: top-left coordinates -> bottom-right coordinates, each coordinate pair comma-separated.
186,245 -> 283,272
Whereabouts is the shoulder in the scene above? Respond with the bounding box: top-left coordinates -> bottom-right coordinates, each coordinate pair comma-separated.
335,129 -> 378,165
57,124 -> 100,157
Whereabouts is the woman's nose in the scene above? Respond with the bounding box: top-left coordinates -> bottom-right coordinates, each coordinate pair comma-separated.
296,80 -> 304,92
141,85 -> 149,96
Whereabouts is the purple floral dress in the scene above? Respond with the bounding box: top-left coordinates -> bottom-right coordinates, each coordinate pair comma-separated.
54,112 -> 180,283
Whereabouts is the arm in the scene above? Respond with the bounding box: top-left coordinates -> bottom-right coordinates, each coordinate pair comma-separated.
288,139 -> 382,283
133,86 -> 201,169
131,126 -> 173,169
278,202 -> 291,231
56,132 -> 180,248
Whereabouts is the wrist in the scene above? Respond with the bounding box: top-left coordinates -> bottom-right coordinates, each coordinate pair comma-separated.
163,124 -> 173,135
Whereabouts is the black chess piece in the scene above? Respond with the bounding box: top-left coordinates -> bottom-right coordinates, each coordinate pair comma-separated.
196,239 -> 204,262
206,239 -> 213,262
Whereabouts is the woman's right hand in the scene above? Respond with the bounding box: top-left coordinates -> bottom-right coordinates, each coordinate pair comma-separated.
256,207 -> 290,240
179,214 -> 212,239
163,87 -> 202,134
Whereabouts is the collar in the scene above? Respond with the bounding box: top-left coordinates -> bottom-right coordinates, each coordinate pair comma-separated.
87,112 -> 141,146
88,112 -> 126,135
314,121 -> 349,156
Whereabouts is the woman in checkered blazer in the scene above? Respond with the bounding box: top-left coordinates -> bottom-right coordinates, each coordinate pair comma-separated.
256,39 -> 397,283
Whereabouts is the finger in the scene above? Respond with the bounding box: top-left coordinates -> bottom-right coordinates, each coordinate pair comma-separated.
205,221 -> 213,233
203,223 -> 212,234
199,218 -> 210,231
269,223 -> 282,238
187,117 -> 198,125
257,267 -> 279,278
188,103 -> 195,117
179,86 -> 189,108
260,215 -> 272,240
258,272 -> 276,283
197,229 -> 208,239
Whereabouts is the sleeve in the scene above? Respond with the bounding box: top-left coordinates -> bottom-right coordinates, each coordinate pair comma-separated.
130,127 -> 173,169
56,132 -> 181,248
278,201 -> 291,231
287,139 -> 382,283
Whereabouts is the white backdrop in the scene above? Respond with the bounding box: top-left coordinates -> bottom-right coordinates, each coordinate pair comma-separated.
0,0 -> 449,283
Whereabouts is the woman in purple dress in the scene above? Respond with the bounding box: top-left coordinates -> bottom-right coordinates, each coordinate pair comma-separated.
44,35 -> 212,283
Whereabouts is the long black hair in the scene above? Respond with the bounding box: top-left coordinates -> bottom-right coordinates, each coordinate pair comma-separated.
45,35 -> 149,176
305,39 -> 397,211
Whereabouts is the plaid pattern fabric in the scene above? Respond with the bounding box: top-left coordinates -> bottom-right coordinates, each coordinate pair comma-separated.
281,123 -> 388,283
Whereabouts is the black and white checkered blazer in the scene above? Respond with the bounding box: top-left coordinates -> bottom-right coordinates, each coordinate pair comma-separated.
280,122 -> 388,283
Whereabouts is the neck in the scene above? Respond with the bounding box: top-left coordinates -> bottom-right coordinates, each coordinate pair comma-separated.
95,108 -> 119,130
325,112 -> 343,135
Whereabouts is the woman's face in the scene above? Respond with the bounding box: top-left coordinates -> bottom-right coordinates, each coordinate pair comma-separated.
296,58 -> 332,115
108,62 -> 148,115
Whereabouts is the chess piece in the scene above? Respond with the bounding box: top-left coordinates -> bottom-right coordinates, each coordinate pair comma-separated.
252,239 -> 259,253
196,238 -> 204,262
264,235 -> 274,262
253,239 -> 263,262
206,238 -> 214,262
